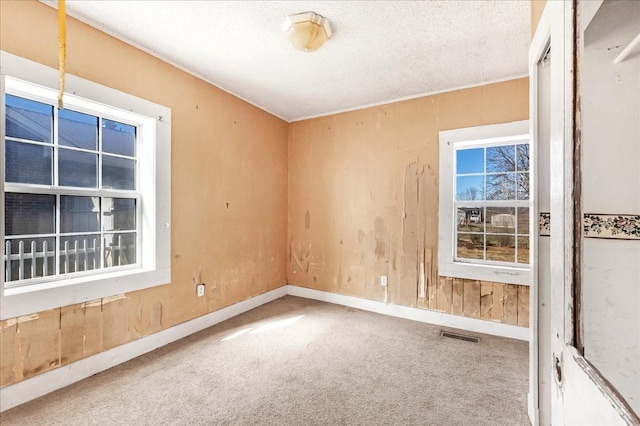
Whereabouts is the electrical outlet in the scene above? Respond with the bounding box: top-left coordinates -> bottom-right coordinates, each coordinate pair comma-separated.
197,284 -> 205,297
380,276 -> 388,286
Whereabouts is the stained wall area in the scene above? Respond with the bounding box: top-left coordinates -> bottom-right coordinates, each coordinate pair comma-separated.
1,0 -> 531,392
287,78 -> 530,326
0,0 -> 288,386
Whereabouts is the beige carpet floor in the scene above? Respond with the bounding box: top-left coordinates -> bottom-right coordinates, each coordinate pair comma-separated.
1,295 -> 529,425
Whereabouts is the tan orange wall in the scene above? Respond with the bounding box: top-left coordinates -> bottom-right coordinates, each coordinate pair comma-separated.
288,78 -> 529,323
0,0 -> 531,389
0,0 -> 288,386
532,0 -> 548,37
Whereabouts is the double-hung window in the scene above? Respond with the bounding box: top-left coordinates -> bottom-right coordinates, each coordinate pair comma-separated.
5,94 -> 139,283
1,52 -> 171,319
438,120 -> 531,285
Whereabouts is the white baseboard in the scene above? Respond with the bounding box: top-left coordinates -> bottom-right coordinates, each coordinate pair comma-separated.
0,285 -> 288,412
287,285 -> 529,342
528,391 -> 539,426
1,284 -> 528,412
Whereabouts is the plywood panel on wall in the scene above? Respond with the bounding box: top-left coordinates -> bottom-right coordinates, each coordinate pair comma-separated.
17,310 -> 60,380
517,286 -> 530,327
288,78 -> 529,315
60,300 -> 102,365
0,0 -> 288,386
0,320 -> 17,386
0,1 -> 529,388
434,278 -> 529,326
451,278 -> 464,316
503,285 -> 520,326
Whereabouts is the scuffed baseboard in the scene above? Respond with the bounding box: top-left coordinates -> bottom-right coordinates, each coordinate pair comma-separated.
0,286 -> 288,412
1,284 -> 528,412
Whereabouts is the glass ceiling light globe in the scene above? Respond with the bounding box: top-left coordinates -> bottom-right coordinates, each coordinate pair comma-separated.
283,12 -> 332,52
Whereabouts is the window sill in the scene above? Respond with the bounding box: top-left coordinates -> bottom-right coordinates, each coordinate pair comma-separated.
1,51 -> 172,321
1,267 -> 170,319
439,260 -> 530,286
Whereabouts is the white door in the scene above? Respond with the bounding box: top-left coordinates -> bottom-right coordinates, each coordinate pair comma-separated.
531,1 -> 640,424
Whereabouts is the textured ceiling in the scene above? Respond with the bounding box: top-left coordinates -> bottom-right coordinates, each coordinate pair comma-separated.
46,1 -> 530,122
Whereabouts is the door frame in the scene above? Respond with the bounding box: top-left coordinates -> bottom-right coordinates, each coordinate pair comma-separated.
528,2 -> 554,423
531,0 -> 640,424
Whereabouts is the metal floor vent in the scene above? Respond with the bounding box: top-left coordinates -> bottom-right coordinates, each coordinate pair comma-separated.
440,331 -> 479,343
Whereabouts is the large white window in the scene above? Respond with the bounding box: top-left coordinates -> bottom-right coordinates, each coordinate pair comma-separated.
5,93 -> 140,283
1,52 -> 171,318
438,120 -> 531,285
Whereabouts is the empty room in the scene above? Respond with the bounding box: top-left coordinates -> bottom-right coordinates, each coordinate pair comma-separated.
0,1 -> 638,425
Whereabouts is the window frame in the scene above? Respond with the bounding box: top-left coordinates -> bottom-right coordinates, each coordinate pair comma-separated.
0,51 -> 171,319
438,120 -> 531,286
5,93 -> 141,286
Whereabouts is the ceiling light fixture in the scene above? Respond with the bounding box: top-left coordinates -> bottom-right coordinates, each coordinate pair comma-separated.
283,12 -> 332,52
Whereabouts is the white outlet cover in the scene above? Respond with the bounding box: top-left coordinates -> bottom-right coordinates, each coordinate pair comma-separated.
381,276 -> 388,286
197,284 -> 205,297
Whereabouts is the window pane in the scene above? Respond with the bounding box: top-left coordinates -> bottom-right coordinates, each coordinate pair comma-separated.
456,148 -> 484,174
486,207 -> 516,234
517,207 -> 530,235
59,149 -> 97,188
5,193 -> 55,235
457,207 -> 483,233
60,235 -> 101,274
103,198 -> 136,231
517,236 -> 530,264
456,175 -> 484,200
60,196 -> 100,233
487,235 -> 515,262
517,172 -> 529,200
5,94 -> 52,143
5,237 -> 55,282
5,141 -> 52,185
102,155 -> 135,190
59,109 -> 98,150
487,145 -> 515,173
517,144 -> 530,171
103,119 -> 136,157
456,233 -> 484,260
105,233 -> 136,267
486,173 -> 516,200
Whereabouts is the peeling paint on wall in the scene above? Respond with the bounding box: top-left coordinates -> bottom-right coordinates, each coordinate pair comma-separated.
290,236 -> 311,274
400,160 -> 420,306
287,77 -> 529,323
0,0 -> 529,390
374,217 -> 389,260
16,314 -> 39,324
0,0 -> 288,389
102,296 -> 132,351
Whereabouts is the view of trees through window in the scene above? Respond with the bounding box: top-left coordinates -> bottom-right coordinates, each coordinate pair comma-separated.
454,142 -> 530,265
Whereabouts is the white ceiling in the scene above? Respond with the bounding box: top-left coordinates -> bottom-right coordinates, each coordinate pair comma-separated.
50,1 -> 530,122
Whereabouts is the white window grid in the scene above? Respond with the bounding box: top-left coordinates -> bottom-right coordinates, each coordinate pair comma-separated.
453,138 -> 531,268
4,90 -> 142,288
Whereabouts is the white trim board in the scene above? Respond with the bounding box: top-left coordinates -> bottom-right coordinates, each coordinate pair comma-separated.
288,285 -> 529,342
292,74 -> 529,122
0,286 -> 288,412
0,284 -> 528,412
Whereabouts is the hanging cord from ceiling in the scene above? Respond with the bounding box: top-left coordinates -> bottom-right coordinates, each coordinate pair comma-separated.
58,0 -> 66,108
